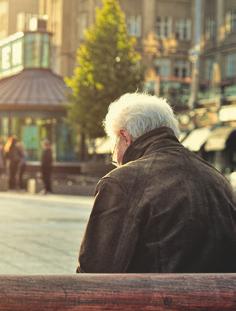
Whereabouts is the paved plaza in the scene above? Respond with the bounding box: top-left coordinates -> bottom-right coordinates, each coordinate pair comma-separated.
0,192 -> 93,274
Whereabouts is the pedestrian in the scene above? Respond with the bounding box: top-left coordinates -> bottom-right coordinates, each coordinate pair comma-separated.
4,136 -> 21,190
77,92 -> 236,273
41,139 -> 53,194
0,138 -> 5,176
16,141 -> 27,189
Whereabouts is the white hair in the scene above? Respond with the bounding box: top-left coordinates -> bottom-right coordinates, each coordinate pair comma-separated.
104,93 -> 180,140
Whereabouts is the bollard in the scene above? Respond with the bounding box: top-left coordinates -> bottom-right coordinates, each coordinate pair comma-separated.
27,178 -> 36,194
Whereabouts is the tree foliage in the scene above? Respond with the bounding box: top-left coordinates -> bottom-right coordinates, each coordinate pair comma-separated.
65,0 -> 144,139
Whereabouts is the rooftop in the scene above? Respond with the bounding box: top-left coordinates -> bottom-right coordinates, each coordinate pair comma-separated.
0,69 -> 68,110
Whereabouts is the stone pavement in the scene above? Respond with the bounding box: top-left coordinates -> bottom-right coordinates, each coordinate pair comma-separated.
0,191 -> 93,274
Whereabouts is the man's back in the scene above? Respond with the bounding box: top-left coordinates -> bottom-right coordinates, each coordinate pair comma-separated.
78,127 -> 236,273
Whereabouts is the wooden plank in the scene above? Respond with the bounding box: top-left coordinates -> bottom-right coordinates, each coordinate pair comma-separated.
0,274 -> 235,310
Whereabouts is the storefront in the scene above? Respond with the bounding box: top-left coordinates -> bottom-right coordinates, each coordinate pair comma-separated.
0,31 -> 76,161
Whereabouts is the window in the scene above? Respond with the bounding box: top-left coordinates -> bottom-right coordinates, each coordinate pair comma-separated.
156,17 -> 161,37
41,34 -> 50,68
156,16 -> 172,38
154,58 -> 171,78
173,60 -> 190,78
205,58 -> 214,80
127,15 -> 141,37
24,33 -> 50,68
226,10 -> 236,33
226,53 -> 236,78
175,19 -> 191,41
24,33 -> 40,67
205,18 -> 216,40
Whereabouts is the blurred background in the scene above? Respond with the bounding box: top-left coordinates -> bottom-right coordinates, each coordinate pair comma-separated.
0,0 -> 236,275
0,0 -> 236,192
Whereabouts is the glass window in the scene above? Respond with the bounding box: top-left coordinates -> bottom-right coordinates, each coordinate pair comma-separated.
156,16 -> 172,39
175,19 -> 191,41
154,58 -> 171,77
56,121 -> 76,161
226,10 -> 236,33
24,33 -> 39,67
205,58 -> 214,80
174,60 -> 190,78
205,18 -> 216,40
226,53 -> 236,78
24,33 -> 50,69
127,15 -> 142,37
41,34 -> 50,68
156,17 -> 161,37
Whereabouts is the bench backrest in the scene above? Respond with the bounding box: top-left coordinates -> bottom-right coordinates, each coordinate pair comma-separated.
0,274 -> 235,310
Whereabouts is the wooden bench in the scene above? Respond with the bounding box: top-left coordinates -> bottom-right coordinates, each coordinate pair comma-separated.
0,274 -> 235,310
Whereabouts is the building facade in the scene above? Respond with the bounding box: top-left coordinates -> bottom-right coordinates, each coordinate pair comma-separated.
39,0 -> 194,110
182,0 -> 236,131
199,0 -> 236,112
2,0 -> 235,115
140,0 -> 193,109
0,0 -> 39,39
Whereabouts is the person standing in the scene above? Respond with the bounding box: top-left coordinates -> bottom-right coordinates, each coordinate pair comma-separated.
41,139 -> 53,194
4,136 -> 21,190
0,138 -> 5,176
16,141 -> 27,189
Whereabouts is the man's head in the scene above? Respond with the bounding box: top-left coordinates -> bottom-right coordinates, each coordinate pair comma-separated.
104,93 -> 180,166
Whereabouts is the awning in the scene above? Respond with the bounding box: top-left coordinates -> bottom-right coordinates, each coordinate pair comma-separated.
219,105 -> 236,122
204,126 -> 236,152
182,127 -> 211,152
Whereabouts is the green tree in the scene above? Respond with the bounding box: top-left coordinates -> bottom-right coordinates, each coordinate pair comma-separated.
65,0 -> 143,159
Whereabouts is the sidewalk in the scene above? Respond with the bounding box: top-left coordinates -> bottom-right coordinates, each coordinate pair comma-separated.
0,190 -> 94,204
0,191 -> 93,274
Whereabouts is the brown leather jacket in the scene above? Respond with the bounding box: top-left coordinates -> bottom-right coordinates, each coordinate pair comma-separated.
78,127 -> 236,273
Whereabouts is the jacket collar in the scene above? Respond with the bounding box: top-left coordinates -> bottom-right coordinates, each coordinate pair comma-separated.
122,127 -> 181,165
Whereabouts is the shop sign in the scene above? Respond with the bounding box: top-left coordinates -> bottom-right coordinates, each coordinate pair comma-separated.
0,32 -> 24,77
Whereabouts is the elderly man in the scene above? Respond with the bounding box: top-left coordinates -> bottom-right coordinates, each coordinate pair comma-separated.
77,93 -> 236,273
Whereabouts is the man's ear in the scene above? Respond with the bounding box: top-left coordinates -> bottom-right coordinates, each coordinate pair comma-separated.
120,129 -> 132,146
